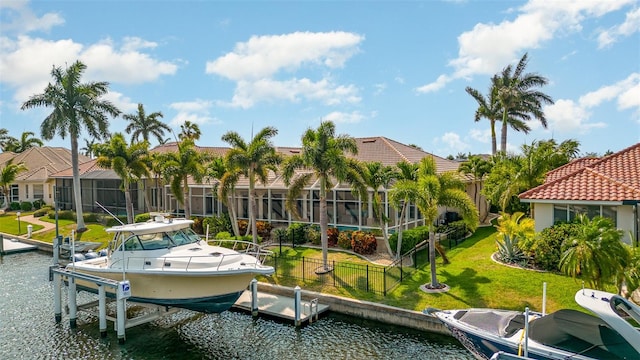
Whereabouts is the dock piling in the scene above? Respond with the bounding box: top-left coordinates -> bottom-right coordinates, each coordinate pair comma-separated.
68,278 -> 77,328
53,271 -> 62,323
250,279 -> 258,317
294,286 -> 301,327
98,285 -> 107,337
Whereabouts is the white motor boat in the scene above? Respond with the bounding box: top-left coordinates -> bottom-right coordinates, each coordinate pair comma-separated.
426,288 -> 640,360
65,215 -> 274,313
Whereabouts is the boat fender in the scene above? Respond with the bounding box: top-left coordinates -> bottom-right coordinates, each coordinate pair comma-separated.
98,249 -> 108,257
84,252 -> 98,259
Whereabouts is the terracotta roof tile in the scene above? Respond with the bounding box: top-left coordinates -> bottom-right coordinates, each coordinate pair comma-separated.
520,142 -> 640,202
1,147 -> 89,182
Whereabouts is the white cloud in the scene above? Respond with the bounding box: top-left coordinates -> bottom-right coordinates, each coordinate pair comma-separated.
0,0 -> 64,34
418,0 -> 635,92
206,31 -> 363,108
546,73 -> 639,133
437,132 -> 470,153
323,111 -> 365,124
598,7 -> 640,48
0,35 -> 179,103
169,99 -> 219,127
469,128 -> 491,144
104,91 -> 138,113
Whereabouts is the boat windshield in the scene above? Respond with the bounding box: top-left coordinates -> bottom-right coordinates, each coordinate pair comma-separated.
120,228 -> 202,251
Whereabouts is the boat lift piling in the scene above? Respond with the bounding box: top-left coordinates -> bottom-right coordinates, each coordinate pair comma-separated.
51,266 -> 131,343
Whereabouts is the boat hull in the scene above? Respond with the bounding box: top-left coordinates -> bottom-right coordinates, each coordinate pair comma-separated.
69,268 -> 258,313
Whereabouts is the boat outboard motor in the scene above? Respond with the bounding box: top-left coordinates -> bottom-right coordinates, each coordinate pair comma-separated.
72,253 -> 86,262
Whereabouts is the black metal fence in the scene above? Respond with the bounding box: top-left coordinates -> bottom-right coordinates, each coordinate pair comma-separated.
264,244 -> 431,296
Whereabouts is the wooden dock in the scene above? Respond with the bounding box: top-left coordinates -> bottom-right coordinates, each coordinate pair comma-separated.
233,289 -> 329,325
1,237 -> 37,255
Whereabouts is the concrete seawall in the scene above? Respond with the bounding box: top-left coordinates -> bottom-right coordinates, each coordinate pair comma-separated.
2,234 -> 451,337
257,282 -> 450,335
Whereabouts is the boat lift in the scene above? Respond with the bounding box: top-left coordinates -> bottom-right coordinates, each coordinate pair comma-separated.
50,266 -> 178,344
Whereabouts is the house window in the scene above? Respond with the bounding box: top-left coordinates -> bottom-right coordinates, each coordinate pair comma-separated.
25,185 -> 29,199
602,206 -> 617,226
10,184 -> 19,203
553,204 -> 568,224
34,184 -> 44,199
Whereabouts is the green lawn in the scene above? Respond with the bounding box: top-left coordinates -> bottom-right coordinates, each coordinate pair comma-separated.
261,226 -> 588,313
0,212 -> 44,236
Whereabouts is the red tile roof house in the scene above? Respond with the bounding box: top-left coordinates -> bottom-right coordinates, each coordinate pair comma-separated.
49,136 -> 488,235
519,142 -> 640,245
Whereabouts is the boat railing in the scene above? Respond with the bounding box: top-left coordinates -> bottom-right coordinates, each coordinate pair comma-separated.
109,249 -> 273,272
206,239 -> 274,264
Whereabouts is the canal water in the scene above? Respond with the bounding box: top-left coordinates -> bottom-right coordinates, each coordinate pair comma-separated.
0,251 -> 473,359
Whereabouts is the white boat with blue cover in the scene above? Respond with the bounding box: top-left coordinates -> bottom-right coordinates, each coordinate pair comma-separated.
65,215 -> 274,313
427,288 -> 640,360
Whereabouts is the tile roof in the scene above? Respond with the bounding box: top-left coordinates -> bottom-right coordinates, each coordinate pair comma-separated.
519,142 -> 640,202
0,147 -> 89,182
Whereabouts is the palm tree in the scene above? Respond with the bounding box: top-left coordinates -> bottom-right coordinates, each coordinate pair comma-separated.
413,156 -> 478,289
124,103 -> 171,145
221,127 -> 282,244
80,138 -> 98,158
2,131 -> 44,153
388,161 -> 419,259
560,215 -> 630,290
179,120 -> 201,141
282,121 -> 363,272
208,156 -> 242,237
0,159 -> 28,208
465,79 -> 503,155
21,60 -> 120,231
94,133 -> 150,224
458,155 -> 492,222
494,53 -> 554,153
355,161 -> 397,256
158,139 -> 211,219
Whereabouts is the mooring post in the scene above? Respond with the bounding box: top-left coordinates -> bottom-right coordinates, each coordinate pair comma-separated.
52,236 -> 60,265
250,279 -> 258,317
294,286 -> 301,327
524,307 -> 530,358
0,233 -> 4,255
53,272 -> 62,323
98,285 -> 107,337
68,277 -> 77,328
116,280 -> 131,344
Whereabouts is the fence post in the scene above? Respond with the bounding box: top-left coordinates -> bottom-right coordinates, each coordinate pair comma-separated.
332,260 -> 336,287
383,267 -> 387,296
400,255 -> 403,282
366,264 -> 369,293
414,248 -> 418,269
302,257 -> 305,281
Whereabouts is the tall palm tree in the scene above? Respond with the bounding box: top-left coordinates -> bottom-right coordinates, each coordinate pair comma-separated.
458,155 -> 492,222
2,131 -> 44,153
494,53 -> 554,153
0,159 -> 28,208
124,103 -> 171,145
179,120 -> 201,141
21,60 -> 120,231
94,133 -> 150,224
355,161 -> 397,256
208,156 -> 242,237
413,156 -> 478,289
388,161 -> 419,259
465,82 -> 502,155
560,215 -> 629,290
221,127 -> 281,244
0,128 -> 9,151
282,121 -> 363,272
158,138 -> 210,219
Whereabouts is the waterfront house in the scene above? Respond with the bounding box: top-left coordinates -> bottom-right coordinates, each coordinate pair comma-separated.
519,142 -> 640,245
0,147 -> 89,208
50,136 -> 485,234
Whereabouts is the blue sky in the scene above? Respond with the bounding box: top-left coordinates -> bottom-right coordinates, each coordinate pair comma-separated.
1,0 -> 638,158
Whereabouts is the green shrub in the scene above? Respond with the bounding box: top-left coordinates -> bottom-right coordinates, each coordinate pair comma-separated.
256,221 -> 273,241
135,213 -> 151,223
33,206 -> 51,218
337,230 -> 353,249
215,231 -> 233,239
389,225 -> 430,255
83,212 -> 99,223
19,201 -> 32,211
306,226 -> 321,245
287,222 -> 309,244
525,222 -> 580,271
351,231 -> 377,255
9,202 -> 20,210
49,210 -> 75,221
272,227 -> 287,243
106,216 -> 128,227
202,213 -> 232,237
32,199 -> 46,210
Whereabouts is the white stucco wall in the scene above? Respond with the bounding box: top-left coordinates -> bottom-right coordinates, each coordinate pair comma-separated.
618,205 -> 636,245
532,203 -> 554,233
